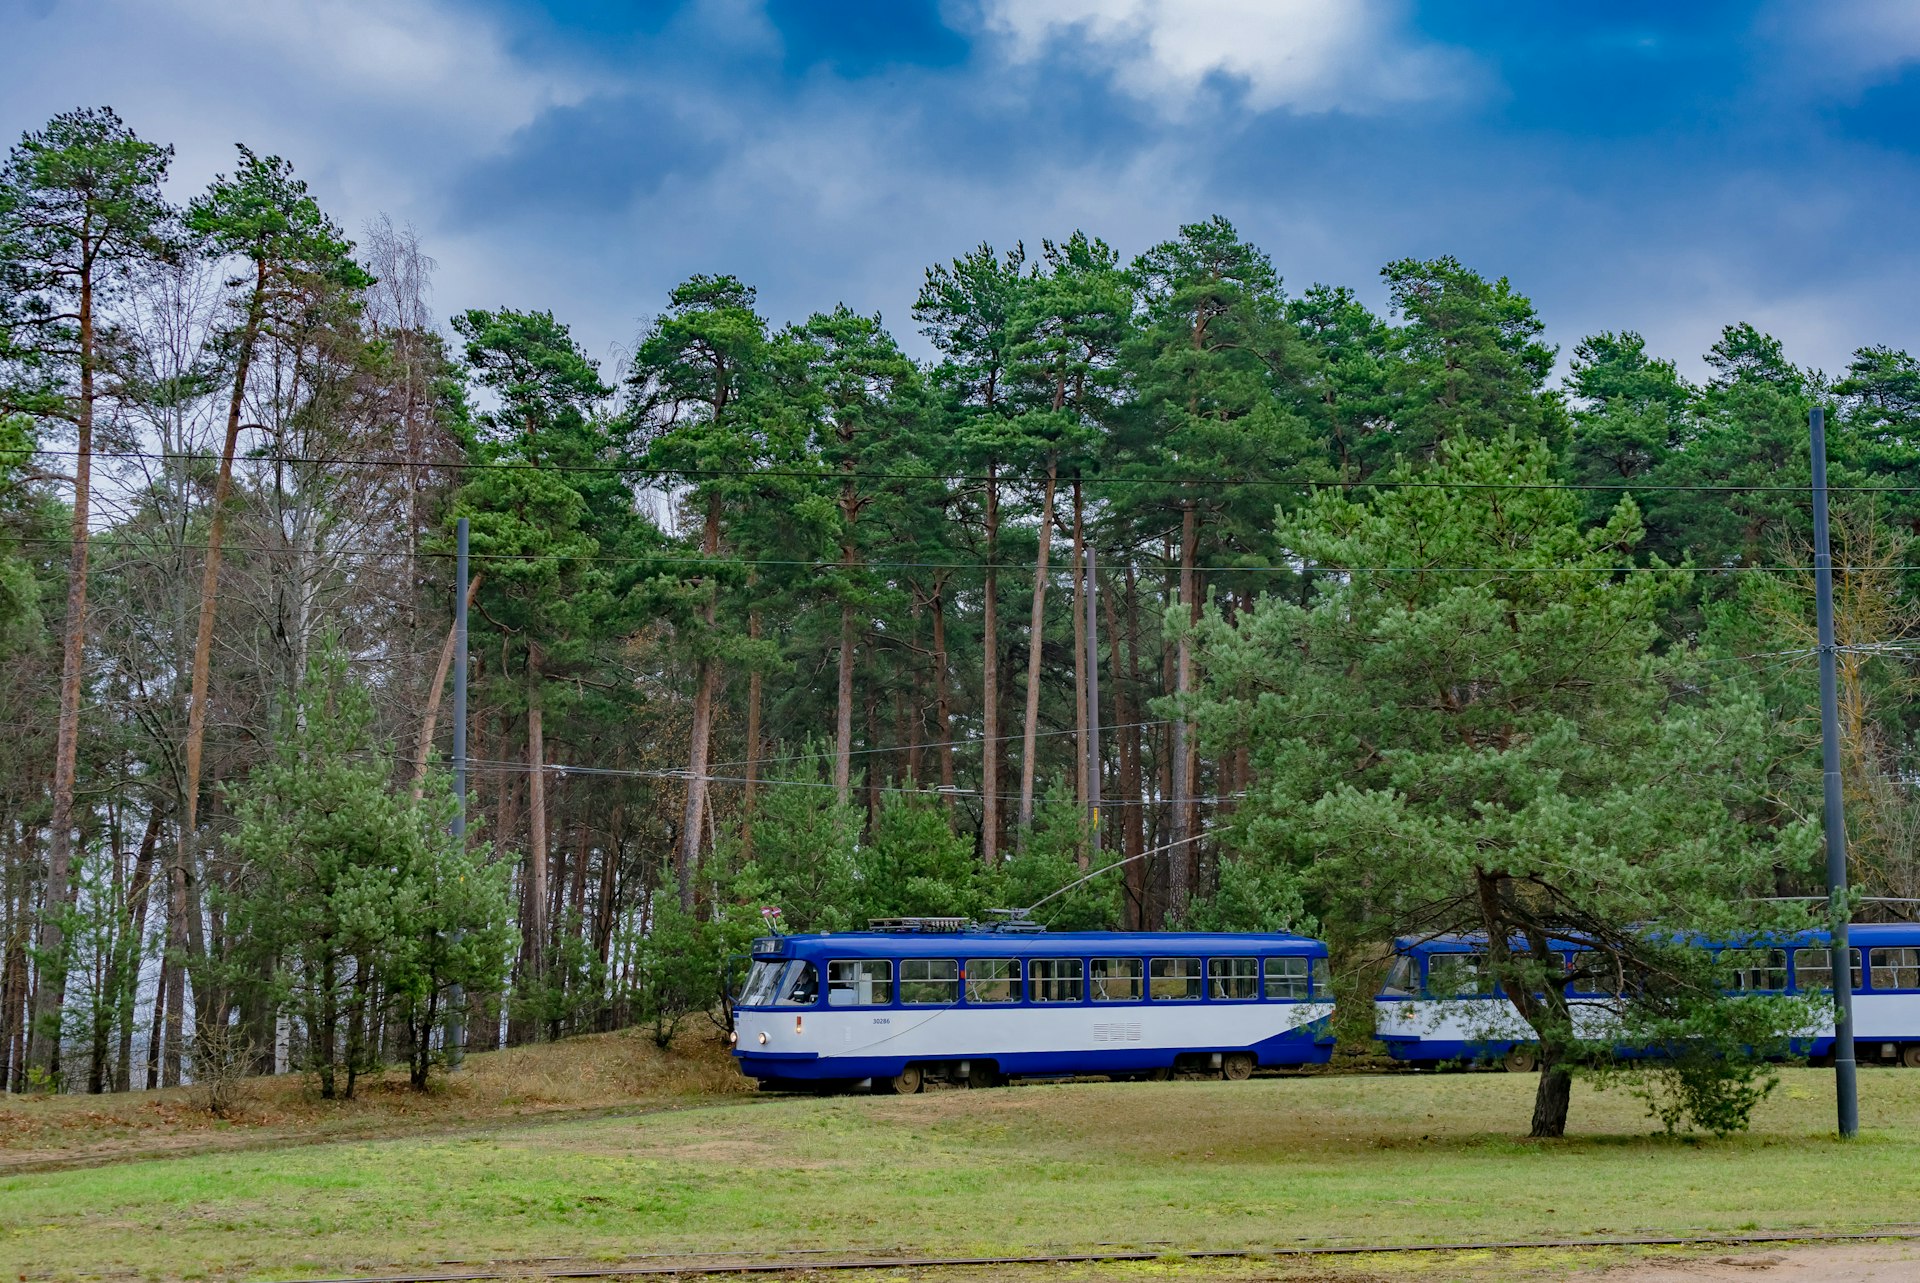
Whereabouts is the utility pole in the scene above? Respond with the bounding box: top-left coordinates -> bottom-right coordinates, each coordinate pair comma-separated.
1810,406 -> 1858,1137
446,516 -> 469,1068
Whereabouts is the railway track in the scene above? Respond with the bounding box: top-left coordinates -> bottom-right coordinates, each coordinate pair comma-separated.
299,1227 -> 1920,1283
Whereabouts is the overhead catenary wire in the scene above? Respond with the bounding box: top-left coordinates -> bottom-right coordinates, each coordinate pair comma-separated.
700,717 -> 1172,772
14,535 -> 1920,578
25,444 -> 1920,496
453,755 -> 1238,809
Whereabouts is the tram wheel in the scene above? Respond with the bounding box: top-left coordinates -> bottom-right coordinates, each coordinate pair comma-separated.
1502,1048 -> 1540,1074
1145,1066 -> 1174,1082
966,1063 -> 1002,1089
876,1065 -> 924,1095
1221,1053 -> 1255,1082
1902,1044 -> 1920,1069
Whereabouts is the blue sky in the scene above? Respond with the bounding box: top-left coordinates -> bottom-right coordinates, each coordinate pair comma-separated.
5,0 -> 1916,382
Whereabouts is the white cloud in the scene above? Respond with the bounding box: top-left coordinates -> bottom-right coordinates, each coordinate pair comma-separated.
0,0 -> 591,226
976,0 -> 1472,115
166,0 -> 572,139
1765,0 -> 1920,81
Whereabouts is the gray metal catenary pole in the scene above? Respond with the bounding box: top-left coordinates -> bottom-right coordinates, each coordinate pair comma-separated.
1810,406 -> 1858,1137
446,516 -> 470,1068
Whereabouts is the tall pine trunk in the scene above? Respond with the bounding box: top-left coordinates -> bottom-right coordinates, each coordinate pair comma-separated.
981,464 -> 1001,863
1166,503 -> 1199,922
742,608 -> 762,859
27,260 -> 98,1086
836,598 -> 856,804
520,656 -> 548,1040
679,496 -> 723,910
1104,568 -> 1143,929
113,809 -> 162,1091
1017,455 -> 1058,839
173,259 -> 268,1048
932,581 -> 955,802
411,573 -> 483,799
159,839 -> 186,1086
1071,482 -> 1088,815
835,463 -> 860,805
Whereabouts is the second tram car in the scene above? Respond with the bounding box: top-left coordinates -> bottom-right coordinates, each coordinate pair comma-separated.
1373,923 -> 1920,1069
731,920 -> 1334,1092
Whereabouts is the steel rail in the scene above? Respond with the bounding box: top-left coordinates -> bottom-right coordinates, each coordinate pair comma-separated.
295,1227 -> 1920,1283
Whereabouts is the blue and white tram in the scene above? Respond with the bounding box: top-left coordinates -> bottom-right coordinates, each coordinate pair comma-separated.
1373,923 -> 1920,1069
1372,934 -> 1606,1071
731,923 -> 1335,1092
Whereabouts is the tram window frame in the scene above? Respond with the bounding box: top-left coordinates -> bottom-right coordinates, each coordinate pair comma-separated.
1263,956 -> 1313,1001
1090,957 -> 1143,1002
1029,957 -> 1084,1003
1869,946 -> 1920,991
1729,948 -> 1788,993
1208,957 -> 1259,1001
1565,950 -> 1622,998
827,959 -> 894,1007
1791,947 -> 1863,993
1426,952 -> 1496,998
899,958 -> 959,1005
964,958 -> 1022,1004
1150,957 -> 1203,1002
1379,956 -> 1419,999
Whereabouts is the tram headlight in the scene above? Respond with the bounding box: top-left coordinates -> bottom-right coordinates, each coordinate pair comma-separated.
757,1031 -> 768,1045
795,1016 -> 804,1035
727,1030 -> 737,1047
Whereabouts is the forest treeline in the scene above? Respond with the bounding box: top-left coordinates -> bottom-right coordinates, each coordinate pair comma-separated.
2,107 -> 1917,1113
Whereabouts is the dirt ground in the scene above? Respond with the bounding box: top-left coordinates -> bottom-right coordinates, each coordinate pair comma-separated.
1592,1243 -> 1920,1281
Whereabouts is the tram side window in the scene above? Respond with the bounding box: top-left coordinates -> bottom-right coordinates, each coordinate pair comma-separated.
1792,947 -> 1863,993
900,959 -> 959,1005
1030,958 -> 1084,1003
827,959 -> 893,1006
1729,949 -> 1787,993
1264,956 -> 1312,1000
1207,957 -> 1258,1000
1426,953 -> 1495,998
1869,947 -> 1920,991
1150,957 -> 1203,1001
1379,956 -> 1418,998
965,958 -> 1022,1004
1091,957 -> 1143,1002
1566,950 -> 1621,997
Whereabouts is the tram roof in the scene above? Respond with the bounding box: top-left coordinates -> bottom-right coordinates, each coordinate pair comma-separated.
1394,922 -> 1920,955
751,930 -> 1327,960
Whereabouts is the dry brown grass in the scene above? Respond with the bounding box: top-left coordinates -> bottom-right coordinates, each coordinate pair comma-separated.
0,1023 -> 752,1172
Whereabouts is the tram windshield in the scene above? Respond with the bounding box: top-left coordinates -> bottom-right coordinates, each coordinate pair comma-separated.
739,960 -> 818,1007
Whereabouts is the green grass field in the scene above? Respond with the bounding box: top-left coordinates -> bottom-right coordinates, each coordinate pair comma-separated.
4,1068 -> 1918,1281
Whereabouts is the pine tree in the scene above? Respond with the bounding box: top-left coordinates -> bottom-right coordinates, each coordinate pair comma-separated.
450,307 -> 619,1039
1115,216 -> 1324,920
1,107 -> 174,1085
1190,433 -> 1818,1137
226,643 -> 514,1097
915,243 -> 1028,864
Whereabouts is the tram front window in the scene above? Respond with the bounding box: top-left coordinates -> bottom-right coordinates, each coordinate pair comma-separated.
739,960 -> 819,1007
740,961 -> 784,1007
